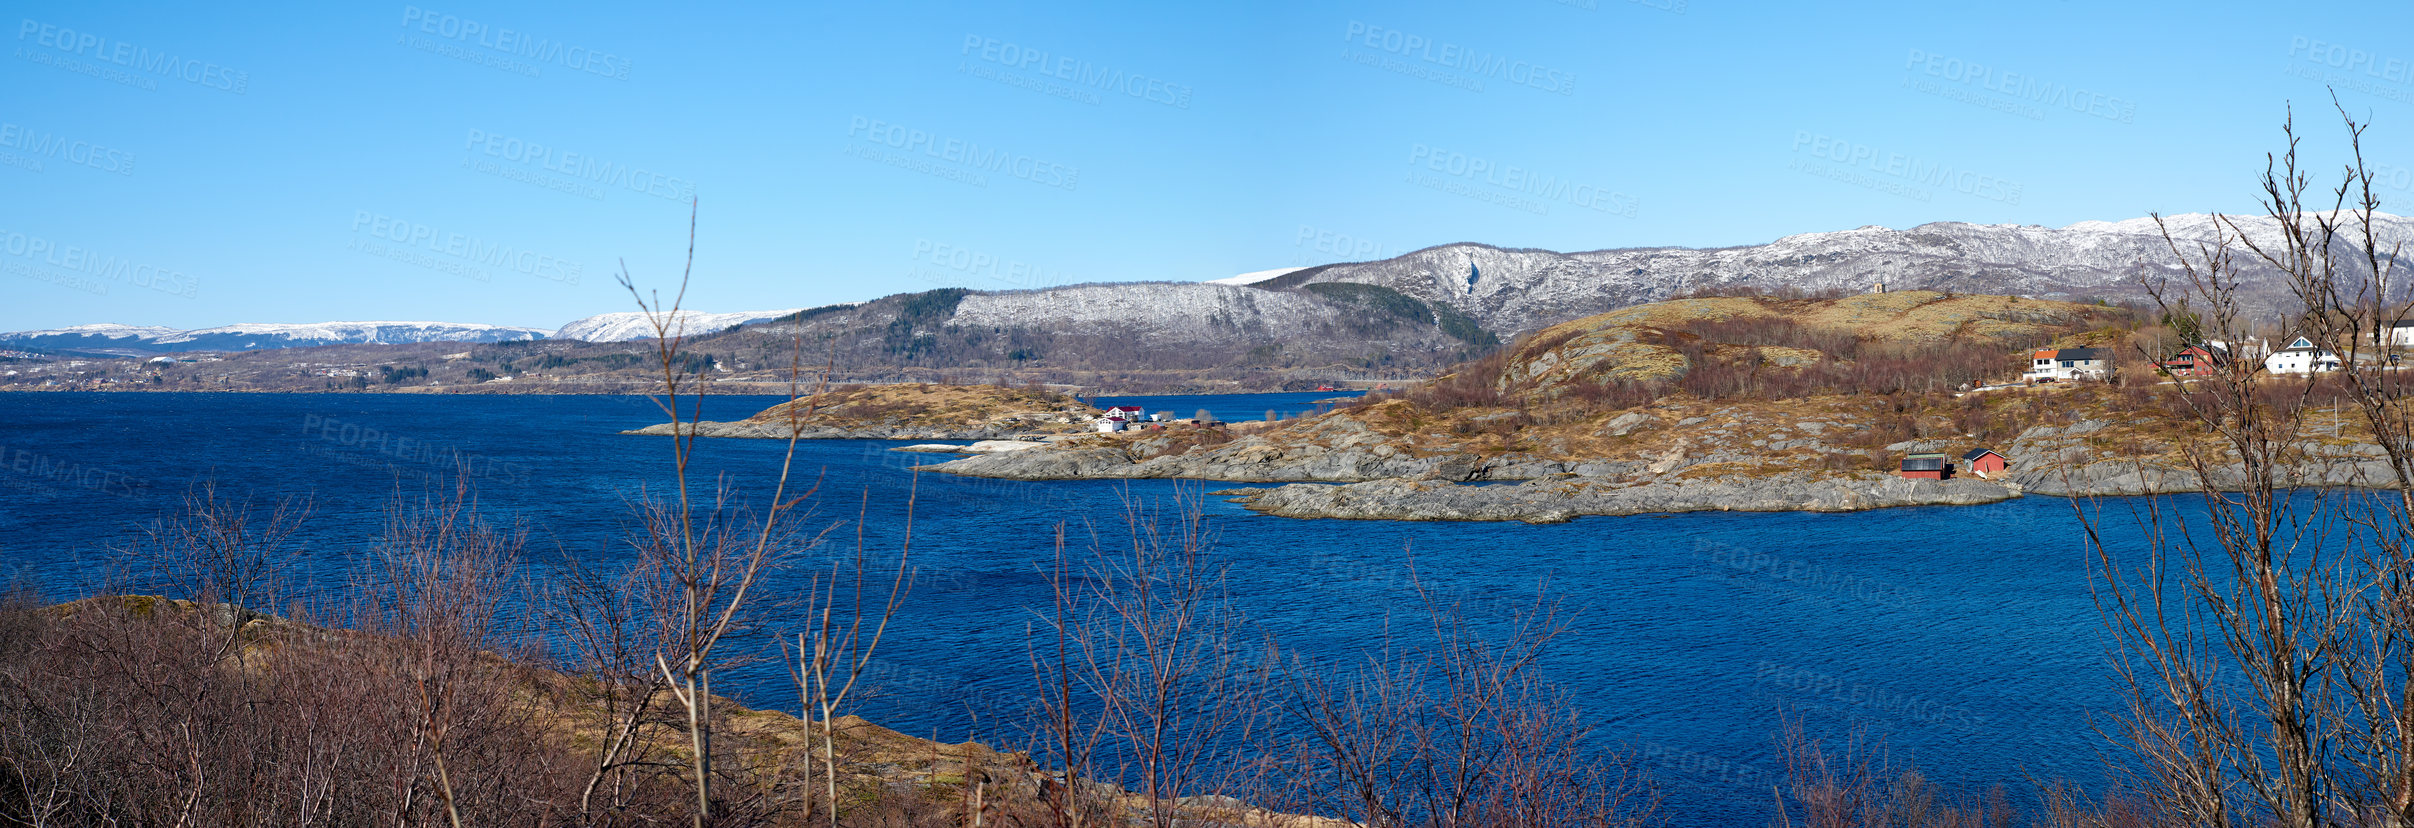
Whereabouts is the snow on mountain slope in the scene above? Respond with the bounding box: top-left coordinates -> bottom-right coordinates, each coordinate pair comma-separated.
154,321 -> 549,345
1268,213 -> 2414,335
954,283 -> 1341,340
1205,266 -> 1309,286
550,309 -> 804,342
4,324 -> 180,342
0,321 -> 547,352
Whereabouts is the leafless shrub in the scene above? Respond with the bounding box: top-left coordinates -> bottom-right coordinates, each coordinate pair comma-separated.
1023,492 -> 1274,827
1769,723 -> 2157,828
1264,572 -> 1661,828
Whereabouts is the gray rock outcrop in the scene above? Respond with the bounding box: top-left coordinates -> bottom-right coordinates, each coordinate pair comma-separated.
1233,474 -> 2018,523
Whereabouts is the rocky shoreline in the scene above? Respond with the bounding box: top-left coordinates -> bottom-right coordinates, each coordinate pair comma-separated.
1215,474 -> 2019,523
917,414 -> 2405,522
621,420 -> 1066,440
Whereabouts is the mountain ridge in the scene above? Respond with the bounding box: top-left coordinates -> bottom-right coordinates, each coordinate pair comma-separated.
11,212 -> 2397,368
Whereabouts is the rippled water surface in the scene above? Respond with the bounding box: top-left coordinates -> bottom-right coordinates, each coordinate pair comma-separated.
0,391 -> 2145,825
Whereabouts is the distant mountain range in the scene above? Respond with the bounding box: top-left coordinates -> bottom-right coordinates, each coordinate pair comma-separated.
548,309 -> 804,343
0,309 -> 810,354
13,213 -> 2404,363
0,321 -> 554,355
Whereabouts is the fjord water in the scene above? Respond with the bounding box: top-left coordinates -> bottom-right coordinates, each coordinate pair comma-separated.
0,392 -> 2127,825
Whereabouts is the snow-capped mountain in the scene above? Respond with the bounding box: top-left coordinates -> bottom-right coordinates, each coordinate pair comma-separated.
551,309 -> 805,342
1204,266 -> 1309,286
1243,212 -> 2414,335
0,321 -> 550,354
953,283 -> 1344,340
12,213 -> 2394,364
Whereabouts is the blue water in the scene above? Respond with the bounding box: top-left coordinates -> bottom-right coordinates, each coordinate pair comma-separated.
0,391 -> 2135,825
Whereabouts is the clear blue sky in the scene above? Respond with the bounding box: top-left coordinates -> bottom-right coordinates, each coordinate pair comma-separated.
6,0 -> 2412,331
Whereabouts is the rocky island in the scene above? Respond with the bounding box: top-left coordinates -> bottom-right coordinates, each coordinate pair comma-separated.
925,291 -> 2395,522
623,382 -> 1103,440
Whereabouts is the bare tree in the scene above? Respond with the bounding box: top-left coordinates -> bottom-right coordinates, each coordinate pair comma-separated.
2093,96 -> 2414,828
619,201 -> 829,826
1268,568 -> 1659,828
789,486 -> 916,828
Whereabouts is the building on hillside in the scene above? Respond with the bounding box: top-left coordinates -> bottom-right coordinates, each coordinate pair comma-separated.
2377,320 -> 2414,347
1961,448 -> 2009,479
2263,336 -> 2342,375
1900,453 -> 1949,480
2022,347 -> 2108,383
1102,405 -> 1145,421
2156,344 -> 2228,377
1095,416 -> 1128,433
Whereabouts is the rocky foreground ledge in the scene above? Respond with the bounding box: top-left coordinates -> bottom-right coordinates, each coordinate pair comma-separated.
1219,474 -> 2019,523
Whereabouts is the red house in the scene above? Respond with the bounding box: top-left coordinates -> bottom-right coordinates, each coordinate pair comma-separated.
2156,344 -> 2225,377
1900,453 -> 1949,480
1961,448 -> 2009,479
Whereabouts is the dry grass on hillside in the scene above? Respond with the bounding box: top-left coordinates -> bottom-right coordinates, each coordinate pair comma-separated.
745,381 -> 1101,430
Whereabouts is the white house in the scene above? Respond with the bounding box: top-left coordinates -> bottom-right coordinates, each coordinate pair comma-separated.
2022,347 -> 2108,382
1095,405 -> 1145,433
2376,321 -> 2414,347
2264,336 -> 2343,374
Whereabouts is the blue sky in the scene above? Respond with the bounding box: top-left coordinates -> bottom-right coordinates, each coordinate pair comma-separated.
5,0 -> 2413,331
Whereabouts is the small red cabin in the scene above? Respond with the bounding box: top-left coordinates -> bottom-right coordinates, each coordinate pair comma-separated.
1900,453 -> 1949,480
1961,448 -> 2009,478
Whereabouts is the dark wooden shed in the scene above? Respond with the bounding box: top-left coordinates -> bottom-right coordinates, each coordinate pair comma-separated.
1900,453 -> 1949,480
